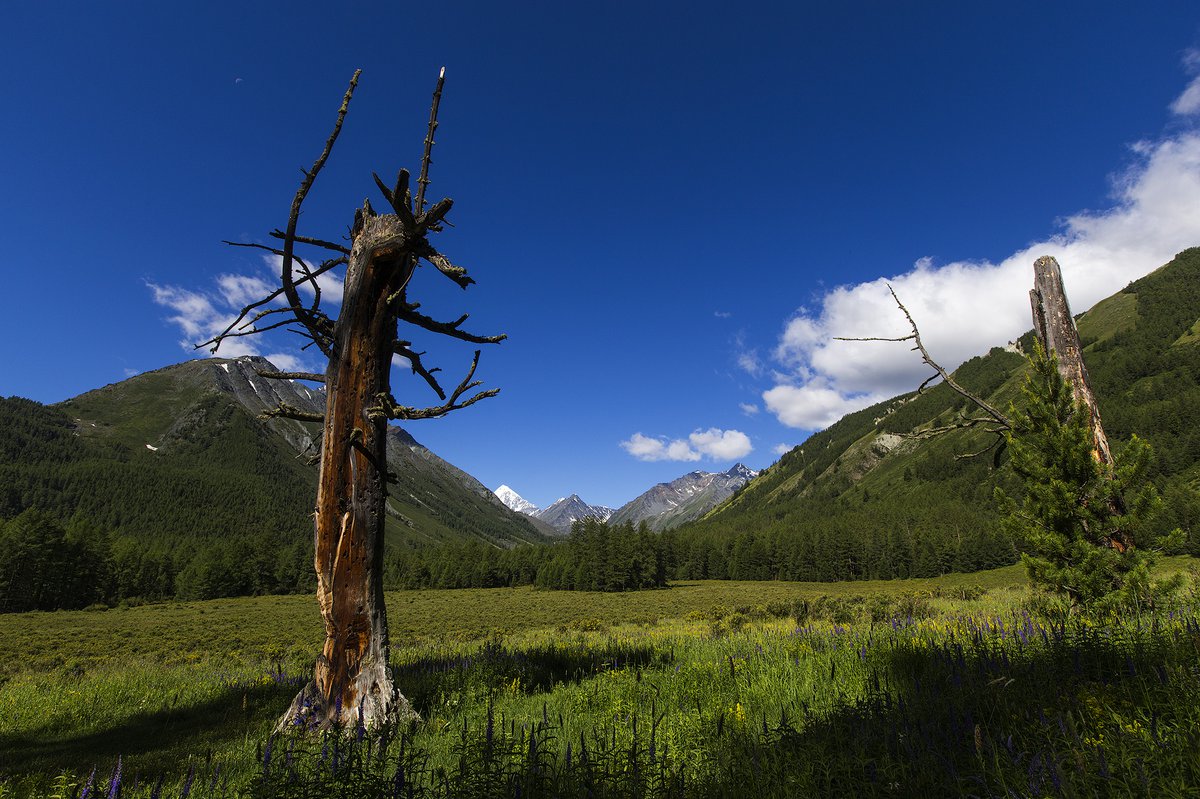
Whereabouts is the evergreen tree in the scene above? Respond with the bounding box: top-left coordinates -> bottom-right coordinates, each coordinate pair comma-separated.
996,342 -> 1182,613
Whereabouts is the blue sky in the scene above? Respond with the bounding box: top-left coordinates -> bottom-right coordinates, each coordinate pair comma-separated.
4,2 -> 1200,508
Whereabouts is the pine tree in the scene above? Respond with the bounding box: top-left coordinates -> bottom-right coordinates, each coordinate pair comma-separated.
996,342 -> 1181,613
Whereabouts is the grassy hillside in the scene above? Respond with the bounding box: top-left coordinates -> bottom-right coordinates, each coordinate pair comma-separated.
673,248 -> 1200,580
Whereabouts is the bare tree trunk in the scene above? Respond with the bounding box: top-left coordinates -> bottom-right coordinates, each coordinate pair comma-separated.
277,214 -> 418,732
1029,255 -> 1129,551
1029,255 -> 1113,467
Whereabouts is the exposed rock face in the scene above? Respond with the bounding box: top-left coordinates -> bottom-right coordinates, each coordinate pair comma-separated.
206,355 -> 325,452
609,463 -> 758,532
534,494 -> 614,534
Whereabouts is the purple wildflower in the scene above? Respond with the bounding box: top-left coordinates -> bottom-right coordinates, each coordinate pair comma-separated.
106,756 -> 122,799
179,765 -> 195,799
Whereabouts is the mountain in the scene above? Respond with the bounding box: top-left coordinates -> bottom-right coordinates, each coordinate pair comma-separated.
609,463 -> 758,531
1,356 -> 550,552
534,494 -> 614,533
494,485 -> 539,515
670,248 -> 1200,581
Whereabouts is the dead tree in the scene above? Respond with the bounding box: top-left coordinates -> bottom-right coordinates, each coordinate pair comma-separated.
1028,255 -> 1128,550
1029,255 -> 1114,468
201,69 -> 504,732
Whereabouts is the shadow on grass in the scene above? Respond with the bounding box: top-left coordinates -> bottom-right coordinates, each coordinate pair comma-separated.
0,676 -> 299,783
397,638 -> 670,713
686,617 -> 1200,798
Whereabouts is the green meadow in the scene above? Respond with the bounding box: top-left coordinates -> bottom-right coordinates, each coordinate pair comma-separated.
2,560 -> 1199,797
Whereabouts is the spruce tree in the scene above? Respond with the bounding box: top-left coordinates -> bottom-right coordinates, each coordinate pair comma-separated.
996,342 -> 1181,613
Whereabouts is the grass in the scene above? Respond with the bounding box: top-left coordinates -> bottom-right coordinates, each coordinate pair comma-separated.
2,560 -> 1198,797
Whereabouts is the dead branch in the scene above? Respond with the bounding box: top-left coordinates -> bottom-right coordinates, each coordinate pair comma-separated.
395,301 -> 506,345
836,285 -> 1011,430
255,368 -> 327,383
261,402 -> 325,423
371,350 -> 498,420
415,67 -> 445,214
275,70 -> 361,360
392,340 -> 447,399
269,230 -> 351,255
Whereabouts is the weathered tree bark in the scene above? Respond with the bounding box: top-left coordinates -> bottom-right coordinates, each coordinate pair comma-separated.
1029,255 -> 1113,467
1029,255 -> 1129,551
276,216 -> 419,732
208,70 -> 503,733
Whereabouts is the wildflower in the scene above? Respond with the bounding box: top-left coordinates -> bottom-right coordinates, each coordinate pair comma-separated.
79,767 -> 96,799
106,756 -> 122,799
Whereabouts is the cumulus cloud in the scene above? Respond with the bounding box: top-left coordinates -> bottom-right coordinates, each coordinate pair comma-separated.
621,433 -> 702,462
763,126 -> 1200,431
739,402 -> 759,416
621,428 -> 753,462
773,443 -> 793,456
689,428 -> 753,459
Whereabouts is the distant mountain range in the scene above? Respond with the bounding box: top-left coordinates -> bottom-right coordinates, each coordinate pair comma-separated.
494,463 -> 758,533
493,488 -> 614,534
609,464 -> 757,531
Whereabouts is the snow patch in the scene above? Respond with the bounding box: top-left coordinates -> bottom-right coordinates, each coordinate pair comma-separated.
145,444 -> 158,451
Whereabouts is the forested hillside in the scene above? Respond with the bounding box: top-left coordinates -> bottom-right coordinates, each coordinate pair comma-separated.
667,248 -> 1200,580
0,357 -> 549,606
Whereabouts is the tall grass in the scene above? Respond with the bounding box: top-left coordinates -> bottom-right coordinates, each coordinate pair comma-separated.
2,562 -> 1198,797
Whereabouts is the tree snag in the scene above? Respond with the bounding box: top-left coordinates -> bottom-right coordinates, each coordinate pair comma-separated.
202,68 -> 504,733
1028,255 -> 1128,551
1029,255 -> 1113,468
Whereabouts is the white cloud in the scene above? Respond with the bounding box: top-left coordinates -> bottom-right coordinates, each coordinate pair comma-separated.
739,402 -> 759,416
150,269 -> 318,370
764,381 -> 883,430
1172,49 -> 1200,116
263,352 -> 311,373
737,351 -> 761,375
621,433 -> 702,462
714,310 -> 732,318
763,127 -> 1200,431
689,428 -> 753,459
773,443 -> 793,456
216,273 -> 274,308
621,428 -> 753,462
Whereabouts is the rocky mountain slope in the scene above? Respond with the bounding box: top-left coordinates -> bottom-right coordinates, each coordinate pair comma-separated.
1,356 -> 550,550
533,494 -> 614,533
609,463 -> 757,531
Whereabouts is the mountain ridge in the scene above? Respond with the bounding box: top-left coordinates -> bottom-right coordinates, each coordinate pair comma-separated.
10,355 -> 551,551
609,463 -> 758,531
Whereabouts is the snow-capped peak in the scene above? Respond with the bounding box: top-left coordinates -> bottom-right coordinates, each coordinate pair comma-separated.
494,485 -> 540,516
